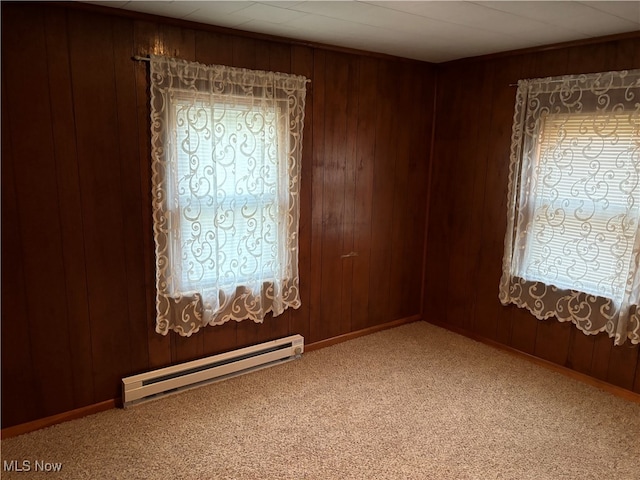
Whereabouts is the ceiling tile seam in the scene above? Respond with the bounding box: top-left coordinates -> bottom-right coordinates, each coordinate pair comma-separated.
466,0 -> 603,40
579,1 -> 640,24
354,1 -> 575,46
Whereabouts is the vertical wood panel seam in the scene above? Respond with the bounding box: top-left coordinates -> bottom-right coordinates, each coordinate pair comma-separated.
4,6 -> 73,416
447,61 -> 486,330
348,58 -> 362,333
309,49 -> 325,342
340,55 -> 348,333
338,63 -> 346,333
125,20 -> 151,372
473,62 -> 494,335
2,74 -> 39,417
385,63 -> 401,321
366,59 -> 379,325
44,9 -> 88,407
304,47 -> 314,339
110,16 -> 136,374
318,53 -> 326,338
44,7 -> 72,360
63,8 -> 96,401
420,69 -> 438,319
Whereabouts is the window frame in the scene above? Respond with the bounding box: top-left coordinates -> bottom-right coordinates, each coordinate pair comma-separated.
167,90 -> 288,295
513,110 -> 640,302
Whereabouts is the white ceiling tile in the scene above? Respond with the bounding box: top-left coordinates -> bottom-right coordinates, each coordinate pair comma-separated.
451,31 -> 528,53
182,13 -> 252,29
362,1 -> 422,15
261,1 -> 307,8
511,28 -> 590,48
557,12 -> 638,36
281,12 -> 368,34
181,1 -> 257,18
119,1 -> 203,19
475,1 -> 592,22
233,18 -> 306,39
430,9 -> 541,35
403,1 -> 569,39
582,20 -> 638,36
233,3 -> 308,24
476,1 -> 638,36
402,1 -> 514,22
287,1 -> 377,21
182,3 -> 257,28
356,4 -> 437,29
580,2 -> 640,23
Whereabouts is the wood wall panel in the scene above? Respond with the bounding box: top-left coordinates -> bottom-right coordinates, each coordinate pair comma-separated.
112,15 -> 151,377
388,64 -> 413,322
3,5 -> 76,417
426,34 -> 640,394
308,49 -> 326,344
1,2 -> 434,428
424,66 -> 456,328
350,57 -> 378,332
68,9 -> 135,401
368,61 -> 397,327
409,66 -> 434,318
466,61 -> 494,337
43,8 -> 96,408
1,75 -> 39,426
320,51 -> 350,340
407,65 -> 434,319
445,62 -> 482,333
341,55 -> 360,336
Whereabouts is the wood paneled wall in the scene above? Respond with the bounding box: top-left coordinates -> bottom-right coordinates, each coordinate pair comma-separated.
1,3 -> 435,428
425,35 -> 640,394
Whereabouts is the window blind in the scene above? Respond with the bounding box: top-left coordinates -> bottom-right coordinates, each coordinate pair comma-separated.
172,98 -> 279,293
520,112 -> 640,300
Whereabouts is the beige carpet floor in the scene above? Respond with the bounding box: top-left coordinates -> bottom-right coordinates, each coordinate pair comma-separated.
2,321 -> 639,479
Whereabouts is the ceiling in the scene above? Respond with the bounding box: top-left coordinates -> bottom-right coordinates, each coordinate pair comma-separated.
86,1 -> 640,62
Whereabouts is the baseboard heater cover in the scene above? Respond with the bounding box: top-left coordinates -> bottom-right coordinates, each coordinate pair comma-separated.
122,334 -> 304,407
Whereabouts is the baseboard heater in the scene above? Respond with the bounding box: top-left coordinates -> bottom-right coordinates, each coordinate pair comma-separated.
122,334 -> 304,407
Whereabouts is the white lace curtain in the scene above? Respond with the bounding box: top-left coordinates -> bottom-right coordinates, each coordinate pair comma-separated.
499,69 -> 640,345
149,55 -> 308,336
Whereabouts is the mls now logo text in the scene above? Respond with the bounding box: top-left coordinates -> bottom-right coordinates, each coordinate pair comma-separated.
3,460 -> 63,472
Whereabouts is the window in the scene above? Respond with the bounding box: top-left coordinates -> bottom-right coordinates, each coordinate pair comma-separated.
172,95 -> 281,292
499,69 -> 640,345
517,111 -> 639,299
149,55 -> 308,336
